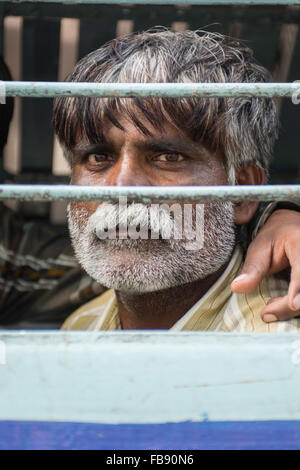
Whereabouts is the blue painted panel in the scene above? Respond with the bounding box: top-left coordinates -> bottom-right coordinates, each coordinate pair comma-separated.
0,420 -> 300,450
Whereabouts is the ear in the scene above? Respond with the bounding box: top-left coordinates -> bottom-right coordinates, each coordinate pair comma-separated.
234,165 -> 266,225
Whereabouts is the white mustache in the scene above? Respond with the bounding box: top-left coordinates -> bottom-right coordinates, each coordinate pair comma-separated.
87,202 -> 181,240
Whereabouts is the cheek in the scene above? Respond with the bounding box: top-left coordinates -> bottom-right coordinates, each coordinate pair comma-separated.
71,163 -> 106,186
71,165 -> 92,185
207,162 -> 228,185
69,201 -> 100,219
70,166 -> 103,217
186,161 -> 228,186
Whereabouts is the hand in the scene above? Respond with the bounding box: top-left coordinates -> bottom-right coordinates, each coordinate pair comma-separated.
231,209 -> 300,323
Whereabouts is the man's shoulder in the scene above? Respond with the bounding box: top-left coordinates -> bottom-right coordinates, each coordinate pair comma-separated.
61,288 -> 115,331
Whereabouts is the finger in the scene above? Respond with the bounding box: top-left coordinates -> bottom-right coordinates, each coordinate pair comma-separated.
285,245 -> 300,311
261,295 -> 300,322
231,241 -> 272,294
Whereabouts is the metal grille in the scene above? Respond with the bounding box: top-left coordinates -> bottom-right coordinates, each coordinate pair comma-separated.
1,79 -> 300,203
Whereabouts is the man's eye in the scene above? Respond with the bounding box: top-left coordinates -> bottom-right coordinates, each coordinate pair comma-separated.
154,154 -> 185,163
86,154 -> 110,164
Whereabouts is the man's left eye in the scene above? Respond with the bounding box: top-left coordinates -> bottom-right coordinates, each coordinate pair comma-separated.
154,154 -> 185,163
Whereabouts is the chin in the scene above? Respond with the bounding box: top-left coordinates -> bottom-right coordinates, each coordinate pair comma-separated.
74,245 -> 220,294
76,252 -> 180,294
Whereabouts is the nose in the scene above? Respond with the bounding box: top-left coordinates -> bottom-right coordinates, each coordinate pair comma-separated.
107,156 -> 151,187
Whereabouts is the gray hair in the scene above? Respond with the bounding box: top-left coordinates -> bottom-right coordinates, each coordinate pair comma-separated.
53,28 -> 279,182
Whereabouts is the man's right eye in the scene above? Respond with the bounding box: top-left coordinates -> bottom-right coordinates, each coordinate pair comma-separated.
86,154 -> 112,164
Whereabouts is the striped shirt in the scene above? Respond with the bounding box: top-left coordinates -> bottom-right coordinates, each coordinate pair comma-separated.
61,246 -> 300,333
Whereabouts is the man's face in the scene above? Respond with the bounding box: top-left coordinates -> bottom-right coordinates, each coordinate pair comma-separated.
67,114 -> 236,293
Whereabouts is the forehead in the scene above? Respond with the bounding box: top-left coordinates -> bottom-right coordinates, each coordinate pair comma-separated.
101,114 -> 194,146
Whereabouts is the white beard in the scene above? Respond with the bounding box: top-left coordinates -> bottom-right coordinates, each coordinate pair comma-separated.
67,201 -> 236,294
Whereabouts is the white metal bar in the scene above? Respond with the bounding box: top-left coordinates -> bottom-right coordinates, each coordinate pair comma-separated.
1,184 -> 300,203
1,81 -> 300,98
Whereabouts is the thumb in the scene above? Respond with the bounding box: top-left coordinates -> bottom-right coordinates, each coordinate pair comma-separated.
231,242 -> 272,294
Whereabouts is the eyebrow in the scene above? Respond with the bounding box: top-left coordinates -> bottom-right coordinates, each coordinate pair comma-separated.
134,138 -> 201,155
72,141 -> 113,153
71,137 -> 204,157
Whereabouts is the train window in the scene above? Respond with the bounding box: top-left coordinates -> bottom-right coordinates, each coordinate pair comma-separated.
0,0 -> 300,450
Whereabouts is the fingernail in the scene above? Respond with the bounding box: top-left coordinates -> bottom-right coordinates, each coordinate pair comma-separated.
262,314 -> 278,323
293,294 -> 300,311
232,274 -> 248,283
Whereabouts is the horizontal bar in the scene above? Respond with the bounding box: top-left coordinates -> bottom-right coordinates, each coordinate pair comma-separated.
0,0 -> 299,4
1,184 -> 300,203
3,5 -> 300,24
1,331 -> 300,424
2,81 -> 300,98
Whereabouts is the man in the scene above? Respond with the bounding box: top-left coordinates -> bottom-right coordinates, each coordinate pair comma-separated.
1,34 -> 300,328
51,29 -> 300,333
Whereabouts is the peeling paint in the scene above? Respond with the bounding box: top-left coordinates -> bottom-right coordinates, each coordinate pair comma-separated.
0,184 -> 300,203
2,81 -> 300,98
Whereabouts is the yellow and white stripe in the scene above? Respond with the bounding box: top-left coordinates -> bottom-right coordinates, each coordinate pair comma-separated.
62,246 -> 300,333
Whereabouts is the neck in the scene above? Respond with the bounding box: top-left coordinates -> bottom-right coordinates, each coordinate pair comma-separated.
115,260 -> 230,330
